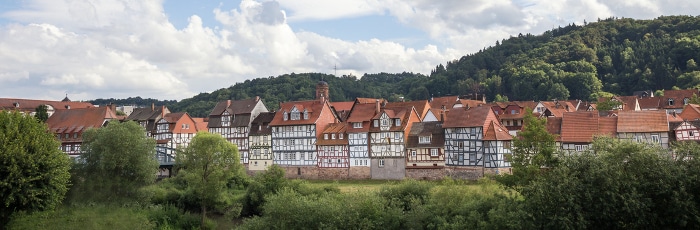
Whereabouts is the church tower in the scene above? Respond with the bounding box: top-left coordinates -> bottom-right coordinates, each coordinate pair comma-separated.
316,80 -> 329,102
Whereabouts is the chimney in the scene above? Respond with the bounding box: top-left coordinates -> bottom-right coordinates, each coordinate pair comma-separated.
161,106 -> 165,118
440,111 -> 445,121
227,99 -> 231,107
151,103 -> 155,111
376,99 -> 381,114
109,103 -> 116,114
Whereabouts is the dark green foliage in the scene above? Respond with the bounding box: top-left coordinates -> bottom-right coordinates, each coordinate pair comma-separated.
241,165 -> 291,217
70,121 -> 158,203
34,104 -> 49,122
377,179 -> 433,212
87,96 -> 176,109
0,111 -> 71,226
521,137 -> 700,229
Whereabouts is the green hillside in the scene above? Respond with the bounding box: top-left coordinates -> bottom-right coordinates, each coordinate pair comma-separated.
90,15 -> 700,117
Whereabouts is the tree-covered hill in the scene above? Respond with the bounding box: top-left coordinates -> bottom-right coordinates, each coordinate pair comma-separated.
90,15 -> 700,117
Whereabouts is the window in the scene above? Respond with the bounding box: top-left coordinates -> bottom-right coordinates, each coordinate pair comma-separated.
411,151 -> 416,157
651,134 -> 660,143
182,124 -> 189,129
458,142 -> 464,148
381,118 -> 389,126
65,133 -> 69,139
339,133 -> 344,139
430,149 -> 438,157
668,98 -> 674,106
379,159 -> 385,167
73,133 -> 78,139
684,98 -> 690,105
419,136 -> 431,144
331,134 -> 336,139
395,119 -> 401,126
324,134 -> 329,139
511,109 -> 518,114
504,141 -> 511,149
575,145 -> 584,151
373,120 -> 378,127
690,131 -> 695,137
303,110 -> 309,119
353,122 -> 362,128
291,111 -> 300,120
221,115 -> 230,126
283,111 -> 288,121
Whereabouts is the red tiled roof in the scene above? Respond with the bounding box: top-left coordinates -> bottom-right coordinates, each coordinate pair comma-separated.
617,110 -> 668,133
598,116 -> 618,137
443,106 -> 494,128
680,104 -> 700,120
0,98 -> 94,112
385,100 -> 430,120
561,111 -> 600,143
192,118 -> 208,132
429,96 -> 459,110
317,123 -> 348,145
638,97 -> 661,110
47,106 -> 117,136
546,117 -> 562,141
331,101 -> 354,112
269,100 -> 335,126
483,120 -> 512,141
355,98 -> 387,105
368,107 -> 416,132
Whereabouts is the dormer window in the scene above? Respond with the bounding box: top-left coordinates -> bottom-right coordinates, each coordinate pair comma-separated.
381,118 -> 389,126
419,136 -> 431,144
668,98 -> 675,106
221,112 -> 231,126
291,111 -> 300,120
303,109 -> 309,119
395,119 -> 401,126
182,124 -> 189,129
684,98 -> 690,105
73,133 -> 78,139
283,111 -> 288,121
324,133 -> 328,139
373,120 -> 379,127
353,122 -> 362,128
339,133 -> 344,139
332,133 -> 336,139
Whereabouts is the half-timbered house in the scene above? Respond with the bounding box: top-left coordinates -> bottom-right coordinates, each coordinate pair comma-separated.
317,123 -> 349,168
0,97 -> 93,117
443,106 -> 513,169
153,112 -> 199,157
405,121 -> 445,179
673,121 -> 700,142
248,112 -> 275,171
559,111 -> 617,152
270,99 -> 339,166
368,105 -> 421,179
125,104 -> 169,137
617,110 -> 670,148
46,106 -> 118,158
207,97 -> 269,164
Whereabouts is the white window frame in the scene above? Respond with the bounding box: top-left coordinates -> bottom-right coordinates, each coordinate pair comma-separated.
374,120 -> 379,127
395,119 -> 401,126
381,118 -> 389,126
411,150 -> 417,157
283,111 -> 288,121
430,149 -> 438,157
303,110 -> 309,119
353,122 -> 362,128
419,136 -> 431,144
379,159 -> 385,167
651,134 -> 660,143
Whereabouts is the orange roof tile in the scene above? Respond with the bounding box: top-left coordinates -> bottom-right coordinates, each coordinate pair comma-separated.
0,98 -> 94,113
617,110 -> 668,133
47,107 -> 117,135
269,100 -> 336,126
483,120 -> 512,141
561,111 -> 599,143
680,104 -> 700,120
317,123 -> 349,145
443,106 -> 496,129
385,100 -> 430,120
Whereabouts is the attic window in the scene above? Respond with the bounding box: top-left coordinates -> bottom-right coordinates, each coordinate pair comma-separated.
303,110 -> 309,119
73,133 -> 78,139
419,136 -> 431,144
373,120 -> 379,127
291,111 -> 300,120
324,134 -> 328,140
332,133 -> 336,139
395,119 -> 401,126
353,122 -> 362,128
283,111 -> 288,121
684,97 -> 690,105
339,133 -> 344,139
668,98 -> 674,106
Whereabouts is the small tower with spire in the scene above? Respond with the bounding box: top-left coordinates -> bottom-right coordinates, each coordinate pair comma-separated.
61,94 -> 71,102
316,80 -> 329,102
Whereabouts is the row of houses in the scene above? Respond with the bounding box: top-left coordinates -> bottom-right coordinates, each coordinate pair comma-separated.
3,85 -> 699,180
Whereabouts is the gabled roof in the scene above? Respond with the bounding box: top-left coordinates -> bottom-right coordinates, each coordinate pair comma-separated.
355,98 -> 387,104
617,110 -> 668,133
561,111 -> 600,143
126,106 -> 169,121
0,98 -> 94,112
270,100 -> 336,126
406,121 -> 444,148
385,100 -> 430,120
47,106 -> 117,135
483,120 -> 512,141
368,106 -> 418,132
457,99 -> 487,109
250,112 -> 275,136
638,97 -> 661,110
443,106 -> 494,128
598,116 -> 618,137
429,96 -> 459,110
192,118 -> 208,132
316,123 -> 348,146
546,117 -> 563,142
209,97 -> 263,116
662,89 -> 699,109
680,104 -> 700,120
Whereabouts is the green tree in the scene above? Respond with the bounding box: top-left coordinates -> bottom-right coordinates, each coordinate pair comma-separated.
72,121 -> 158,203
176,132 -> 243,228
0,111 -> 71,226
596,98 -> 623,111
499,109 -> 558,188
241,165 -> 287,217
34,105 -> 49,122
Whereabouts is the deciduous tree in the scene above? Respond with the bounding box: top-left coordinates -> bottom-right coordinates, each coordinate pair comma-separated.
0,111 -> 71,226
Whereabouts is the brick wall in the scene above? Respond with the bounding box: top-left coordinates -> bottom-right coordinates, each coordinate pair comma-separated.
405,168 -> 445,180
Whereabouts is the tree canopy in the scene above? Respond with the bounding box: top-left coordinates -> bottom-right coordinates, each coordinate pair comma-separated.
0,111 -> 71,226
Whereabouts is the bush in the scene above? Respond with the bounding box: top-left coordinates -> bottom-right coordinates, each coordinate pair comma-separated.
377,179 -> 433,211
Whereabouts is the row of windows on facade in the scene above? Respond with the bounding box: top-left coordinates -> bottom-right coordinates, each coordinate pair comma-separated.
410,149 -> 440,157
272,126 -> 314,132
157,123 -> 190,131
374,118 -> 401,127
57,133 -> 79,140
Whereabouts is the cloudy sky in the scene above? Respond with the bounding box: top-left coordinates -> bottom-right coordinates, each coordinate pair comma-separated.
0,0 -> 698,101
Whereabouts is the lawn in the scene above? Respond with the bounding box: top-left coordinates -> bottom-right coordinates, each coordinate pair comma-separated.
303,178 -> 484,193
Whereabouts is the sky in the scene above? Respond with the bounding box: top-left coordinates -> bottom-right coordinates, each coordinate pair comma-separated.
0,0 -> 698,101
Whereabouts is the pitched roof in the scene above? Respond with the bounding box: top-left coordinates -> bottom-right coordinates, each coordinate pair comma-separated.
443,106 -> 494,128
429,96 -> 459,110
355,98 -> 387,104
598,116 -> 618,137
249,112 -> 275,136
209,97 -> 263,116
192,118 -> 208,132
316,123 -> 348,145
561,111 -> 600,143
680,104 -> 700,120
47,106 -> 117,135
368,106 -> 417,132
126,106 -> 168,121
546,117 -> 562,141
617,110 -> 668,133
0,98 -> 94,112
385,100 -> 430,120
663,89 -> 699,109
638,97 -> 661,110
270,100 -> 335,126
331,101 -> 354,112
406,121 -> 445,148
483,120 -> 512,141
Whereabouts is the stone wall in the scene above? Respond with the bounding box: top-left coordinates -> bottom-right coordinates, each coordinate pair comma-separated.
405,167 -> 445,180
348,166 -> 371,179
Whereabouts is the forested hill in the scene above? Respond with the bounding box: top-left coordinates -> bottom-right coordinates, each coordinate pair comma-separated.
91,15 -> 700,117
